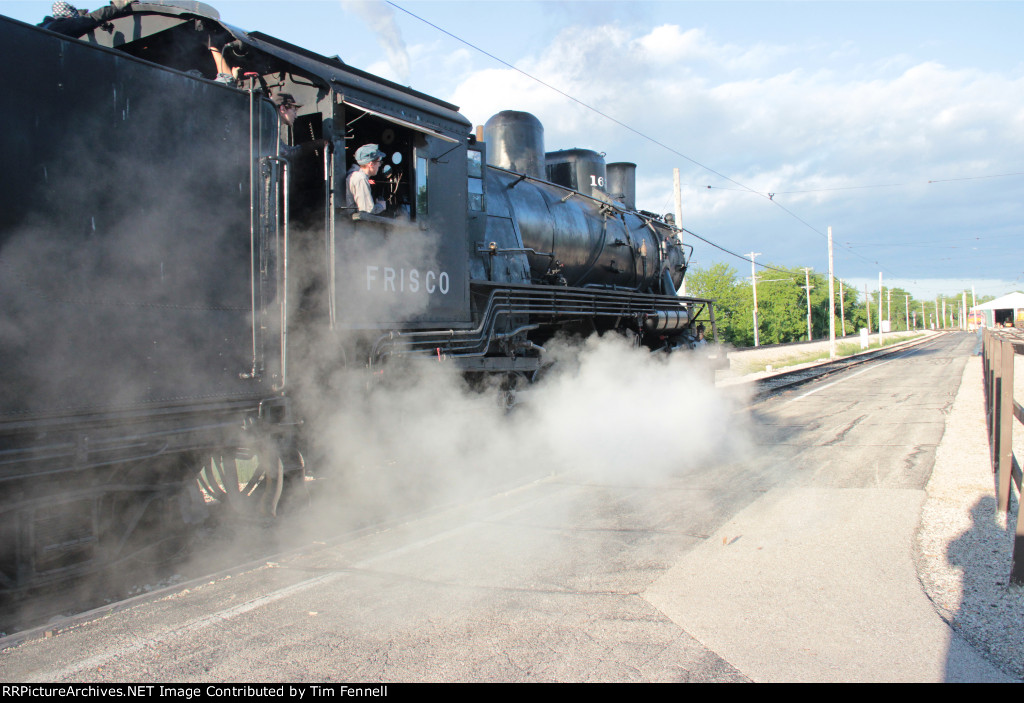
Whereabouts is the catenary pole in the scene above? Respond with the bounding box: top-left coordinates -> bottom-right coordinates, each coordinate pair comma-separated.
828,227 -> 835,359
878,272 -> 883,338
749,252 -> 761,347
673,168 -> 685,295
838,277 -> 846,337
802,267 -> 814,342
865,284 -> 872,334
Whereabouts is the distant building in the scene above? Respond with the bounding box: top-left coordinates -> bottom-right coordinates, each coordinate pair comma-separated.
971,292 -> 1024,329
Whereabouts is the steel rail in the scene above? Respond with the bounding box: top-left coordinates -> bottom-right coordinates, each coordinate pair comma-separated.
750,332 -> 951,399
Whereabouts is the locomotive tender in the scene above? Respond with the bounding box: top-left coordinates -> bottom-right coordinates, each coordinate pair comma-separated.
0,1 -> 715,591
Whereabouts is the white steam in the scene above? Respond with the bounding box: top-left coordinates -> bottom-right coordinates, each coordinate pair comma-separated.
341,0 -> 411,84
296,332 -> 751,535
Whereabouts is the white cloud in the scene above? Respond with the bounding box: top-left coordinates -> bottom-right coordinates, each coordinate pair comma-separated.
445,19 -> 1023,283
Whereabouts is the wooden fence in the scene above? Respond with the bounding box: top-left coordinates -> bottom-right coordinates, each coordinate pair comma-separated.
981,327 -> 1024,585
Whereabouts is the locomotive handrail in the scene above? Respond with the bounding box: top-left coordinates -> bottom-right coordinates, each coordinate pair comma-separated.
326,147 -> 337,329
248,77 -> 258,380
476,244 -> 554,257
265,155 -> 290,392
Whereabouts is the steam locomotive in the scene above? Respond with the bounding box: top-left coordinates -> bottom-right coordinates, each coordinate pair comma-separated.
0,1 -> 715,592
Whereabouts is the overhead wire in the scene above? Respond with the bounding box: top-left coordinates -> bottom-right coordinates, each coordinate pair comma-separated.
699,170 -> 1023,195
681,228 -> 797,275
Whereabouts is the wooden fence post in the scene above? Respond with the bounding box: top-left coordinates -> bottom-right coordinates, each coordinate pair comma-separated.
991,336 -> 1002,473
983,329 -> 991,412
1013,502 -> 1024,586
997,338 -> 1014,511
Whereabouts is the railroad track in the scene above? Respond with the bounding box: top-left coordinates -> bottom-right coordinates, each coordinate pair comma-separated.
751,331 -> 954,398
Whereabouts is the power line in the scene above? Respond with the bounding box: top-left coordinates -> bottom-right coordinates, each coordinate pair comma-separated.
928,172 -> 1024,184
698,170 -> 1023,195
681,228 -> 796,275
698,182 -> 905,194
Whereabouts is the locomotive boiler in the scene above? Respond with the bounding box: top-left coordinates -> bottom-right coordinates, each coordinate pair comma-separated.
0,1 -> 715,593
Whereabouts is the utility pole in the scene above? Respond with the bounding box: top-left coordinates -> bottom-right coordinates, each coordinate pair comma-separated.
802,267 -> 814,342
828,227 -> 835,359
673,168 -> 685,295
749,252 -> 762,347
838,278 -> 847,337
865,284 -> 872,334
878,272 -> 883,337
905,295 -> 910,331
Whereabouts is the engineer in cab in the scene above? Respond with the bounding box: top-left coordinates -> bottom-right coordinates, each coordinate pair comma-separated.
346,144 -> 387,215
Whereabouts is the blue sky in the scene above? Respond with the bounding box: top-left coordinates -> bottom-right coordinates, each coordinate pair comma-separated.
5,0 -> 1022,298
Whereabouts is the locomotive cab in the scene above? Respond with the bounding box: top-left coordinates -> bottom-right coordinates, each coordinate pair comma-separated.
74,1 -> 475,333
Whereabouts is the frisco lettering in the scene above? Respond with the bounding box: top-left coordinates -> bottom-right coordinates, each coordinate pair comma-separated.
366,266 -> 449,295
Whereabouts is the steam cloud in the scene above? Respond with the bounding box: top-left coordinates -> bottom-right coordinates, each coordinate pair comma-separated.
294,331 -> 752,538
341,0 -> 411,85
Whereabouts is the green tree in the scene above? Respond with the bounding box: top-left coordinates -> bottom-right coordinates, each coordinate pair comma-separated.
685,263 -> 922,345
757,268 -> 806,343
885,287 -> 910,330
843,283 -> 868,334
685,263 -> 753,346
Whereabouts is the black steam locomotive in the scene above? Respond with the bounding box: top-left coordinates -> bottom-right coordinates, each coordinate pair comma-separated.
0,1 -> 715,592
